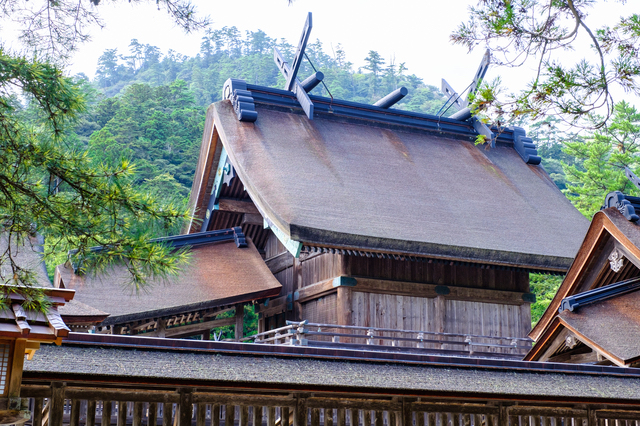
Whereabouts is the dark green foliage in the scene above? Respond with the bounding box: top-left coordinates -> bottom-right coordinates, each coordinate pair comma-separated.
85,80 -> 205,201
209,305 -> 258,340
0,50 -> 191,305
530,273 -> 564,327
563,102 -> 640,218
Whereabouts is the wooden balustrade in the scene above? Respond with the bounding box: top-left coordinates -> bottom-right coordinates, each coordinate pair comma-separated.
241,321 -> 532,356
19,386 -> 640,426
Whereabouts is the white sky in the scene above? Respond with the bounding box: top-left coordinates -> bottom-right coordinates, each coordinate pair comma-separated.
4,0 -> 634,103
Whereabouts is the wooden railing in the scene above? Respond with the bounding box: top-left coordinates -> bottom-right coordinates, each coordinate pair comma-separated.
241,321 -> 533,357
20,386 -> 640,426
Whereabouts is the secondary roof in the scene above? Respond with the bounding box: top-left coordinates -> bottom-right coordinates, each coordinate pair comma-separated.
55,231 -> 282,325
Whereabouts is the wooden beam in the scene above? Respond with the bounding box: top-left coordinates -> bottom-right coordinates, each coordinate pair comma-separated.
218,199 -> 260,215
242,213 -> 264,226
144,317 -> 235,338
266,252 -> 294,275
354,277 -> 534,305
7,338 -> 26,398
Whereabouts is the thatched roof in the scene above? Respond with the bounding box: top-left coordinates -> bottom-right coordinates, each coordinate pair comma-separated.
193,100 -> 588,271
55,235 -> 281,325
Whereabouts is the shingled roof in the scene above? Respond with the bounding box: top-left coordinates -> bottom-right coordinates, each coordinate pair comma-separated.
55,232 -> 282,325
192,100 -> 588,272
22,334 -> 640,402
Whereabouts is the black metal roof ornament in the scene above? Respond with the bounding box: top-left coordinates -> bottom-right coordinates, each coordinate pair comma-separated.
223,79 -> 257,122
273,12 -> 316,120
602,168 -> 640,222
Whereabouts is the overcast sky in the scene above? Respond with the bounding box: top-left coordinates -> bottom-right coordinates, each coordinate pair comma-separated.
6,0 -> 631,103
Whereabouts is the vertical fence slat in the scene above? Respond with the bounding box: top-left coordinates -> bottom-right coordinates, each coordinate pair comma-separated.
148,403 -> 157,426
33,398 -> 44,426
87,400 -> 97,426
337,409 -> 346,426
133,402 -> 143,426
70,400 -> 81,426
428,413 -> 436,426
417,412 -> 424,426
163,403 -> 173,426
253,407 -> 262,426
226,405 -> 235,426
282,408 -> 291,426
240,406 -> 249,426
373,411 -> 382,426
311,408 -> 320,426
364,410 -> 372,426
267,407 -> 276,426
196,404 -> 207,426
211,405 -> 220,426
327,410 -> 335,426
117,402 -> 127,426
103,401 -> 113,426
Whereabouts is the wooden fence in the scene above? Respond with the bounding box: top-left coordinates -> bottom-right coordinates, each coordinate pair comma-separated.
242,321 -> 532,357
20,386 -> 640,426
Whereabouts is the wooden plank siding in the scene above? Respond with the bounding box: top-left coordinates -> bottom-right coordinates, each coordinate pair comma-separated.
261,233 -> 531,343
350,292 -> 531,348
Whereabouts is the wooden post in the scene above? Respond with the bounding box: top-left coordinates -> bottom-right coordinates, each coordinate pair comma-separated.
117,402 -> 127,426
133,402 -> 143,426
148,402 -> 156,426
178,389 -> 193,426
267,407 -> 276,426
499,407 -> 508,426
282,407 -> 290,426
240,406 -> 249,426
8,339 -> 26,398
402,400 -> 412,426
588,410 -> 596,426
311,408 -> 320,426
87,400 -> 97,426
70,400 -> 81,426
49,382 -> 65,426
196,404 -> 207,426
156,320 -> 167,338
252,407 -> 262,426
427,414 -> 435,426
337,287 -> 353,343
326,410 -> 334,426
163,403 -> 173,426
212,405 -> 220,426
202,331 -> 211,341
235,305 -> 245,341
294,398 -> 306,426
435,296 -> 445,348
33,397 -> 43,426
364,410 -> 372,426
374,411 -> 384,426
225,405 -> 235,426
103,401 -> 113,426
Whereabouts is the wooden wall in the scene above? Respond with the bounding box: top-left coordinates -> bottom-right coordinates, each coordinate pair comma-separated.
345,255 -> 530,293
261,233 -> 532,341
350,292 -> 530,343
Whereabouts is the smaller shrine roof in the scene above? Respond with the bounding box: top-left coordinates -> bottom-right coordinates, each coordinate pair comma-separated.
55,229 -> 282,325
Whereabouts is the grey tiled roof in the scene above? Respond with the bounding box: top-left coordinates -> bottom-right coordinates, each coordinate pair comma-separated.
24,342 -> 640,401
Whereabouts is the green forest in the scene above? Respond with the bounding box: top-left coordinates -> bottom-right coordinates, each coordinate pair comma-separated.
39,27 -> 640,328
